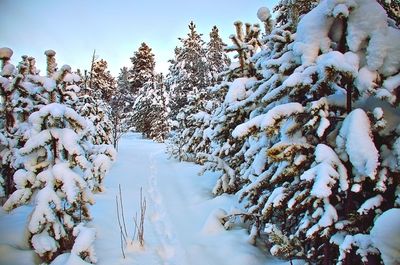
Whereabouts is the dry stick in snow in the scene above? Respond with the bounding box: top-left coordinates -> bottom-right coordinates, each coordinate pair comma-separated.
131,212 -> 138,244
133,187 -> 146,247
119,184 -> 128,237
115,195 -> 127,258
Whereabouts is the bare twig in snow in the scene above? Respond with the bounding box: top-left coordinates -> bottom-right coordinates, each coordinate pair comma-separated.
119,184 -> 128,237
115,195 -> 126,258
133,187 -> 146,247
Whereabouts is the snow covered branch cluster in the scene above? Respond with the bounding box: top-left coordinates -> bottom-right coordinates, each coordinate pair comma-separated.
167,0 -> 400,264
0,50 -> 116,264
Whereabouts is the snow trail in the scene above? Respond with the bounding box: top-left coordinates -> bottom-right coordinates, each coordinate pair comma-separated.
91,133 -> 286,265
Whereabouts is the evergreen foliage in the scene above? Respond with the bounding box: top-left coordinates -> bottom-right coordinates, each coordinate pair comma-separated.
222,1 -> 400,264
199,19 -> 266,195
273,0 -> 319,28
166,23 -> 233,161
129,42 -> 156,95
108,67 -> 134,147
90,59 -> 116,103
166,21 -> 210,120
207,26 -> 231,83
165,1 -> 400,264
134,74 -> 170,142
128,43 -> 170,141
1,50 -> 116,263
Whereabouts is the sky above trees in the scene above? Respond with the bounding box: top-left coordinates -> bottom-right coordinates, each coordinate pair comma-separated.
0,0 -> 278,75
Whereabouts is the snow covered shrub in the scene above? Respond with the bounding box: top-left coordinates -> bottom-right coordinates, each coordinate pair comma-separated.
2,51 -> 116,263
198,18 -> 270,195
228,0 -> 400,264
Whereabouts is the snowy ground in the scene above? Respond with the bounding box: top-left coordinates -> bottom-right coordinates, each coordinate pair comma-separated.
0,133 -> 293,265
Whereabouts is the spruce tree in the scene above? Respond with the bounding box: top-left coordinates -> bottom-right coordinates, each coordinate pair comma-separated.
90,59 -> 116,103
0,48 -> 47,200
167,21 -> 210,119
134,74 -> 170,142
207,26 -> 230,84
129,42 -> 156,95
228,0 -> 400,263
108,67 -> 133,148
0,47 -> 17,199
166,21 -> 214,160
130,43 -> 168,138
2,51 -> 116,263
200,19 -> 266,195
81,57 -> 115,146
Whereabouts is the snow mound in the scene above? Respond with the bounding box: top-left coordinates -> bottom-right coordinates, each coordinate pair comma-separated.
336,109 -> 379,180
201,208 -> 227,235
0,47 -> 13,58
31,231 -> 58,256
224,78 -> 249,104
45,50 -> 56,56
370,208 -> 400,265
257,7 -> 271,22
50,252 -> 92,265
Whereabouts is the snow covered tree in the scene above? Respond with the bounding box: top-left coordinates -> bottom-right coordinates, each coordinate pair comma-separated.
129,42 -> 156,95
0,48 -> 49,200
90,58 -> 116,103
77,56 -> 115,146
227,0 -> 400,264
2,51 -> 116,263
166,21 -> 218,160
117,66 -> 130,92
225,20 -> 263,79
77,94 -> 113,145
273,0 -> 319,28
0,47 -> 17,200
134,74 -> 170,142
207,26 -> 230,84
109,87 -> 131,149
167,21 -> 210,119
174,26 -> 231,160
105,66 -> 135,148
147,74 -> 170,142
198,17 -> 268,195
129,43 -> 160,135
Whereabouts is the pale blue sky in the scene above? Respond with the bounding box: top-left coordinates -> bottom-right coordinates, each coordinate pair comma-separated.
1,0 -> 278,76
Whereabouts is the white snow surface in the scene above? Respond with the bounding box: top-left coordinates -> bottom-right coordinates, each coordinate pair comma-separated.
301,144 -> 348,198
336,109 -> 379,180
370,208 -> 400,265
232,103 -> 304,138
224,78 -> 253,104
257,7 -> 271,22
0,47 -> 13,58
1,133 -> 290,265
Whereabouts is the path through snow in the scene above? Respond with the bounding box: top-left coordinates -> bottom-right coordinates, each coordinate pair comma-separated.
91,133 -> 287,265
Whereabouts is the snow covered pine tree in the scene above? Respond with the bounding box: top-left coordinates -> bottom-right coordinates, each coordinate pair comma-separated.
166,21 -> 213,160
229,0 -> 400,264
130,42 -> 170,140
199,18 -> 266,195
175,25 -> 231,161
2,50 -> 116,263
